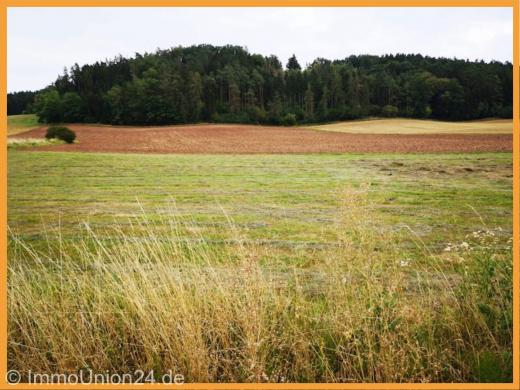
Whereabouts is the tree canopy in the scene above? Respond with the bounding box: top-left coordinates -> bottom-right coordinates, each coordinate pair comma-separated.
9,45 -> 513,125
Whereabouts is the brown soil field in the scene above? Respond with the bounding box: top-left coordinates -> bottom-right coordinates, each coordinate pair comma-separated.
12,124 -> 512,154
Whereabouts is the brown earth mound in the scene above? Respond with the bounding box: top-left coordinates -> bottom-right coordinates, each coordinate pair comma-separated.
13,124 -> 512,154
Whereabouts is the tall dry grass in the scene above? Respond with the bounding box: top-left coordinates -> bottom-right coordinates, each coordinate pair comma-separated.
8,189 -> 513,382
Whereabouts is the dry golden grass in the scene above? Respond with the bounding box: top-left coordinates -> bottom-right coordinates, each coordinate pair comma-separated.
7,189 -> 513,383
7,138 -> 63,149
307,118 -> 512,135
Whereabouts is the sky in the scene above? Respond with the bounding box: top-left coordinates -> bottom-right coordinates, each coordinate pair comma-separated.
8,7 -> 513,93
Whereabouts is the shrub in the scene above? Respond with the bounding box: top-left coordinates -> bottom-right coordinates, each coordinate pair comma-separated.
281,113 -> 297,126
45,126 -> 76,144
382,105 -> 399,117
250,107 -> 268,124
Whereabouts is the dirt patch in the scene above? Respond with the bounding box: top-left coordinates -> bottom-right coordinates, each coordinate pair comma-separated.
12,124 -> 513,154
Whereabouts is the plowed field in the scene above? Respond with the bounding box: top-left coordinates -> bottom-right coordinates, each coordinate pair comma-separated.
13,123 -> 512,153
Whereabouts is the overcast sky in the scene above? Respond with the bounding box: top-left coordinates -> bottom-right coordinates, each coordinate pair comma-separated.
8,7 -> 513,93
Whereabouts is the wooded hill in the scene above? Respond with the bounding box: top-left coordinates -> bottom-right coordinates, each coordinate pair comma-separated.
8,45 -> 513,125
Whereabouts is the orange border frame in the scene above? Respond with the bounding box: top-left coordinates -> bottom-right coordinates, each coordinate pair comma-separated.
0,1 -> 518,389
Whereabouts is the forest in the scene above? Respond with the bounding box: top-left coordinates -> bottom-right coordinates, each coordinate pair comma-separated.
7,44 -> 513,125
7,90 -> 37,116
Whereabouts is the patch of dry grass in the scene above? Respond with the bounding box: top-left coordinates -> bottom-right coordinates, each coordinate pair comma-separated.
7,138 -> 63,149
8,189 -> 513,383
307,118 -> 512,135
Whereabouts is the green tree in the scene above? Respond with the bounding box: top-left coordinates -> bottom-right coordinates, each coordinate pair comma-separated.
268,92 -> 283,123
318,86 -> 329,120
286,54 -> 301,71
430,79 -> 465,120
33,89 -> 62,123
304,84 -> 314,121
61,92 -> 85,122
105,85 -> 124,124
186,72 -> 203,122
406,72 -> 435,118
228,82 -> 241,114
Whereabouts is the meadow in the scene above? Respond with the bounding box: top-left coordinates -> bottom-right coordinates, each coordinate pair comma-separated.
7,148 -> 513,382
6,114 -> 40,135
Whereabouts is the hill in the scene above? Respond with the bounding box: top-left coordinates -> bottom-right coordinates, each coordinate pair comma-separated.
9,45 -> 513,126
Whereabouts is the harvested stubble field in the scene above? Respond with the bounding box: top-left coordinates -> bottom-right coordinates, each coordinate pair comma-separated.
307,118 -> 512,135
13,123 -> 512,154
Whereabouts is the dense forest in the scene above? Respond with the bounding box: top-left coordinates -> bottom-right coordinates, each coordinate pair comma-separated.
7,90 -> 37,116
8,45 -> 513,125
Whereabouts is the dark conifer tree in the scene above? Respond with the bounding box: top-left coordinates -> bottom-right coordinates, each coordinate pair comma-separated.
286,54 -> 301,71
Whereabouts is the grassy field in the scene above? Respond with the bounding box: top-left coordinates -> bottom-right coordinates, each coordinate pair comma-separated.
307,118 -> 512,134
8,151 -> 513,250
7,114 -> 39,136
7,150 -> 513,382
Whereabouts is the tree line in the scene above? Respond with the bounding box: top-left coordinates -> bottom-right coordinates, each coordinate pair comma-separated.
7,90 -> 37,115
8,44 -> 513,125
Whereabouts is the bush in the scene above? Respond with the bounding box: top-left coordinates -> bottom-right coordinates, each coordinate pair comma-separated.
281,113 -> 297,126
250,107 -> 268,124
45,126 -> 76,144
381,105 -> 399,117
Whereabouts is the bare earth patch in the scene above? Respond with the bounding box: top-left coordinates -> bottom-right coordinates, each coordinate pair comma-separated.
12,123 -> 512,154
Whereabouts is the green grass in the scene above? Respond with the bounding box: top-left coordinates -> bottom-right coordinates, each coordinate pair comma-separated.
7,150 -> 513,382
7,114 -> 39,136
8,151 -> 512,256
